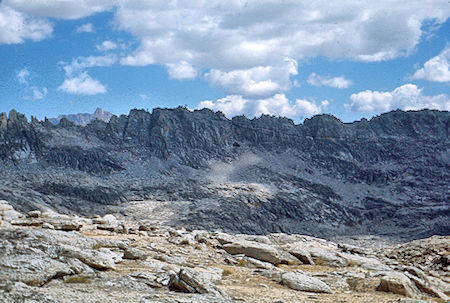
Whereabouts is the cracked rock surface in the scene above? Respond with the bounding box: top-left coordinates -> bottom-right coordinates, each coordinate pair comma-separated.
0,201 -> 448,303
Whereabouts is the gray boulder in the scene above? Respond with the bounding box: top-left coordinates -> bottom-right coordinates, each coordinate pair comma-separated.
0,200 -> 22,221
223,240 -> 281,265
281,271 -> 333,293
287,247 -> 315,265
169,267 -> 227,298
376,271 -> 421,298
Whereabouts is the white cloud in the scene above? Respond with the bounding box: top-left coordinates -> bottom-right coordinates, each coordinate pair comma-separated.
59,54 -> 118,76
4,0 -> 114,20
113,0 -> 449,116
58,55 -> 116,96
16,67 -> 30,84
0,3 -> 52,44
24,86 -> 48,100
349,84 -> 449,112
58,72 -> 106,95
96,40 -> 118,51
115,1 -> 449,70
166,61 -> 197,79
75,23 -> 93,33
412,46 -> 450,82
199,94 -> 328,118
307,73 -> 353,89
205,59 -> 298,98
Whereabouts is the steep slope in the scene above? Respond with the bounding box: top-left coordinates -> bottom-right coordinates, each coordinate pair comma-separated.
0,107 -> 448,240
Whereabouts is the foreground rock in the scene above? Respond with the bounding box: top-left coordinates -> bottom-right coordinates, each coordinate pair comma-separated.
281,271 -> 333,293
0,228 -> 122,286
222,240 -> 281,265
376,272 -> 421,298
169,267 -> 228,298
0,204 -> 449,303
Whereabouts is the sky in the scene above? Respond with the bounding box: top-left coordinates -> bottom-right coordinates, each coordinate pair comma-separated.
0,1 -> 449,123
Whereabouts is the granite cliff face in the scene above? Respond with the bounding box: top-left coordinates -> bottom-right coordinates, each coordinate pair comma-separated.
0,107 -> 448,240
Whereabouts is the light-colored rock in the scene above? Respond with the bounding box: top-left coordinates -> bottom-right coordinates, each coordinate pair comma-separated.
306,247 -> 347,267
61,245 -> 119,270
287,247 -> 315,265
27,210 -> 41,218
0,200 -> 22,221
123,247 -> 147,260
239,234 -> 272,244
223,240 -> 281,265
42,222 -> 55,229
94,214 -> 119,231
339,252 -> 389,270
234,255 -> 275,269
281,271 -> 333,294
402,266 -> 450,300
278,250 -> 302,265
52,220 -> 83,231
169,267 -> 227,298
376,271 -> 421,298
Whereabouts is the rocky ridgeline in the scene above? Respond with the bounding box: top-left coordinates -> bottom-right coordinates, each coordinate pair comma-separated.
0,108 -> 448,239
1,200 -> 449,303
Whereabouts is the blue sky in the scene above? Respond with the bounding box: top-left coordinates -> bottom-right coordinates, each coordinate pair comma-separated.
0,1 -> 449,123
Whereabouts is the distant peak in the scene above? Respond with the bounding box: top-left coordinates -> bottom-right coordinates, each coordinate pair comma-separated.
48,108 -> 113,126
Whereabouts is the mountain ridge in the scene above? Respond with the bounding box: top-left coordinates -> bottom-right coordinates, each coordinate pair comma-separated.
0,107 -> 448,240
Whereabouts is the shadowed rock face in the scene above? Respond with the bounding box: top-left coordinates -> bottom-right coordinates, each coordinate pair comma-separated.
0,107 -> 448,240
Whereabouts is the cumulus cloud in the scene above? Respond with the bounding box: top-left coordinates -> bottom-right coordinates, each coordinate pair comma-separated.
115,1 -> 449,69
112,1 -> 448,117
96,40 -> 118,51
4,0 -> 449,117
59,54 -> 118,76
0,3 -> 52,44
75,23 -> 93,33
349,84 -> 449,112
307,73 -> 353,89
166,61 -> 197,80
412,46 -> 450,82
199,94 -> 328,118
4,0 -> 114,20
205,59 -> 298,98
58,72 -> 106,95
58,55 -> 115,95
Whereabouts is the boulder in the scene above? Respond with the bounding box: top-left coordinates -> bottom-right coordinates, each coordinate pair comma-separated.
402,266 -> 450,300
281,271 -> 333,294
306,247 -> 347,267
123,247 -> 147,260
26,210 -> 41,218
0,200 -> 22,221
94,214 -> 119,231
278,250 -> 302,265
234,255 -> 275,269
376,271 -> 421,298
169,267 -> 227,298
287,247 -> 315,265
223,240 -> 281,265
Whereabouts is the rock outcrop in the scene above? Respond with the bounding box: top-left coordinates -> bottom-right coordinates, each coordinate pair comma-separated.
0,203 -> 449,302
